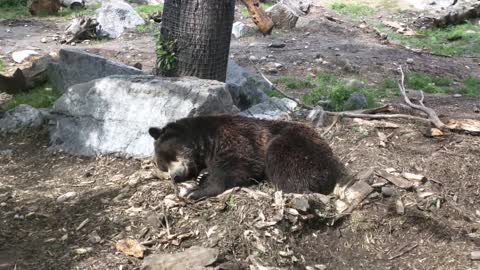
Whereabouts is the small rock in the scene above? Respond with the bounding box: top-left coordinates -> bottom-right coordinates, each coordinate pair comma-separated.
74,247 -> 92,255
406,58 -> 414,64
343,92 -> 368,111
249,55 -> 258,61
314,265 -> 327,270
306,106 -> 326,128
290,196 -> 309,212
268,42 -> 286,48
472,251 -> 480,261
41,37 -> 48,43
232,21 -> 255,39
381,186 -> 395,197
11,50 -> 39,63
453,94 -> 462,97
56,192 -> 77,203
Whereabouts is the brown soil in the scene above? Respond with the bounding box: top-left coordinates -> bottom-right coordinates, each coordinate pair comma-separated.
1,2 -> 480,270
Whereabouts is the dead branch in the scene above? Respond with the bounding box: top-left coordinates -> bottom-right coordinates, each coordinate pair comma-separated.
325,111 -> 431,123
397,66 -> 446,129
321,115 -> 339,136
240,0 -> 274,35
62,16 -> 98,44
388,243 -> 418,260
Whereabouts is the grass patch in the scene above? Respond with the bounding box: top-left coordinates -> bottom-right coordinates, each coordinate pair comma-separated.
4,83 -> 62,110
135,4 -> 163,15
0,6 -> 29,19
57,5 -> 99,18
378,22 -> 480,55
405,72 -> 452,93
460,76 -> 480,96
274,76 -> 313,89
275,73 -> 376,111
330,2 -> 373,19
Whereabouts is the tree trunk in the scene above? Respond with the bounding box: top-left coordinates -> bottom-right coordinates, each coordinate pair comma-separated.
158,0 -> 235,82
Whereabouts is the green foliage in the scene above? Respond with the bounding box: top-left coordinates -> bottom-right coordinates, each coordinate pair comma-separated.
57,5 -> 99,18
274,76 -> 313,89
460,76 -> 480,96
405,72 -> 452,93
4,83 -> 62,110
378,22 -> 480,55
0,0 -> 28,8
330,2 -> 373,19
0,6 -> 29,19
265,89 -> 283,98
135,4 -> 163,15
155,33 -> 177,76
301,73 -> 376,111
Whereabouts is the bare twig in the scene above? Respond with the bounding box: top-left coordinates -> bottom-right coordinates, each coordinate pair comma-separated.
256,69 -> 314,110
388,243 -> 418,260
397,66 -> 446,129
321,115 -> 339,136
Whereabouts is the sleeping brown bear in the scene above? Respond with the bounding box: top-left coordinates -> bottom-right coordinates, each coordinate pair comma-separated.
148,115 -> 348,200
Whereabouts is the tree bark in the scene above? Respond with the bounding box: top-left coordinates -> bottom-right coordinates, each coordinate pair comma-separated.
240,0 -> 274,34
158,0 -> 235,82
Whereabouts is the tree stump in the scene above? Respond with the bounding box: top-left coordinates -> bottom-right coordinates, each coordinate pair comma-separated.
29,0 -> 61,16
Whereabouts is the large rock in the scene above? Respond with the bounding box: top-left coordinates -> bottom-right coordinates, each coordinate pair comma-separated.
48,49 -> 143,93
226,60 -> 269,110
266,3 -> 299,29
50,75 -> 238,157
0,105 -> 46,134
343,92 -> 368,111
239,97 -> 297,120
96,0 -> 145,38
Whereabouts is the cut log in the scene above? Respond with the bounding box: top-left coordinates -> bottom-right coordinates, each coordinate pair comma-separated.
240,0 -> 274,35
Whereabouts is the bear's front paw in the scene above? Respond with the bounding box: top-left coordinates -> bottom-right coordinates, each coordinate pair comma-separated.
195,169 -> 209,186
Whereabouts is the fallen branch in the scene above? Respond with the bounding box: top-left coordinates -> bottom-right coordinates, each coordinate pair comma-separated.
321,115 -> 339,136
325,111 -> 431,123
388,243 -> 418,260
398,66 -> 446,129
62,16 -> 98,44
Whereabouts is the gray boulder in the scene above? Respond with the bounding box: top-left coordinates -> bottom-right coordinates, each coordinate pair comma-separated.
96,0 -> 145,39
226,60 -> 269,110
266,3 -> 299,29
240,97 -> 297,120
50,75 -> 238,157
0,105 -> 45,133
48,48 -> 143,93
231,22 -> 256,39
343,92 -> 368,111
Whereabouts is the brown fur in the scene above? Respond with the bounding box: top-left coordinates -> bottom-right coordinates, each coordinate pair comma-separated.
149,115 -> 348,200
29,0 -> 61,16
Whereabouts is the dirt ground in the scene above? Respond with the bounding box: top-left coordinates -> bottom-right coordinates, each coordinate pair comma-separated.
1,2 -> 480,270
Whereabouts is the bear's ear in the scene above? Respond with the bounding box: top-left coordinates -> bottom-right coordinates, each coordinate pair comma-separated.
148,127 -> 162,140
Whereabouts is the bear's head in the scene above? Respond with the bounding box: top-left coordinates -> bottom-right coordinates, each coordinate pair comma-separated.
148,123 -> 199,183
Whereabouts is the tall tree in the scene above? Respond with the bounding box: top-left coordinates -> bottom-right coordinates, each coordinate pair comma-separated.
157,0 -> 235,82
